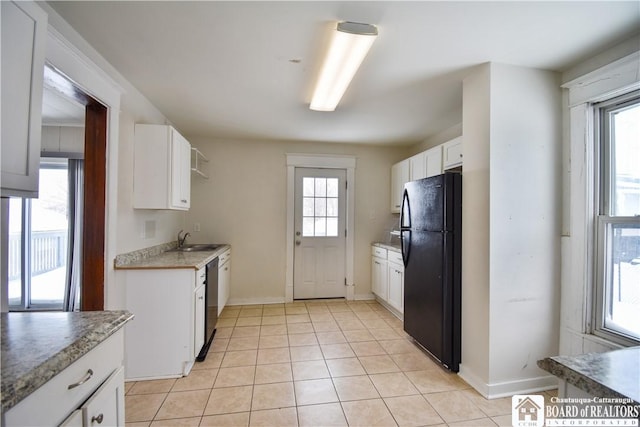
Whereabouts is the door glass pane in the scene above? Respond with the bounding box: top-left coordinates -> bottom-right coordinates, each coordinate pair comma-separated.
610,103 -> 640,216
303,178 -> 315,197
327,198 -> 338,217
315,178 -> 326,197
604,223 -> 640,339
29,165 -> 68,308
314,218 -> 326,237
327,178 -> 338,197
303,198 -> 314,216
326,218 -> 338,236
8,198 -> 23,307
303,217 -> 315,236
301,175 -> 339,237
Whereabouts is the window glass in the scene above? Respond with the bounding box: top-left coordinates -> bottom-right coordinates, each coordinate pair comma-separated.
301,177 -> 339,237
8,198 -> 23,306
595,93 -> 640,344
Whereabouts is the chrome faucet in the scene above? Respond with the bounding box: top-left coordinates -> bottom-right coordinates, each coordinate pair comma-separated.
177,230 -> 191,248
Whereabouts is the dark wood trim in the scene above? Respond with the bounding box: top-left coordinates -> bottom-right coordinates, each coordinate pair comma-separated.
81,101 -> 107,311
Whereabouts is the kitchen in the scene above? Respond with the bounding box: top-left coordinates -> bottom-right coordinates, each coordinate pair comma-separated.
1,1 -> 639,426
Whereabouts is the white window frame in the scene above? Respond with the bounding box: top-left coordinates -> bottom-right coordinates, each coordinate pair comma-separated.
592,91 -> 640,346
562,49 -> 640,354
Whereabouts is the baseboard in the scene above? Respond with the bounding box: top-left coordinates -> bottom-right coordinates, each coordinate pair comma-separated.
354,293 -> 376,301
227,297 -> 286,306
458,364 -> 558,399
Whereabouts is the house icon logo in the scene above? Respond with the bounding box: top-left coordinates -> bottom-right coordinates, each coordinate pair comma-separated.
512,395 -> 544,427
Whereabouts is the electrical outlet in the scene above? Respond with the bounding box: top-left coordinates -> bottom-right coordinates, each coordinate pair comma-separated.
193,223 -> 201,232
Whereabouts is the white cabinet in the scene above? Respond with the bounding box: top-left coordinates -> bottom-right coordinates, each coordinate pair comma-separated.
409,146 -> 442,181
390,159 -> 410,213
194,284 -> 205,359
371,246 -> 388,299
1,1 -> 47,198
442,136 -> 463,170
80,366 -> 125,427
41,126 -> 85,154
218,249 -> 231,314
3,330 -> 125,426
134,124 -> 191,210
123,268 -> 198,379
387,251 -> 404,313
371,245 -> 404,315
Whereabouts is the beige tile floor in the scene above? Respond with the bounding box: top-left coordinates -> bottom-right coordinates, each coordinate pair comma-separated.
124,300 -> 556,427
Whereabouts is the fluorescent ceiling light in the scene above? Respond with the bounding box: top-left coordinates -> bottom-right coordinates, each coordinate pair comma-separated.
310,21 -> 378,112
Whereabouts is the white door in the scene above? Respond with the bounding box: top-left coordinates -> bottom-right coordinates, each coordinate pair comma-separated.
294,168 -> 346,299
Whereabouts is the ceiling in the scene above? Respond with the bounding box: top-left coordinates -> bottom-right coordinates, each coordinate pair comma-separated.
47,1 -> 639,146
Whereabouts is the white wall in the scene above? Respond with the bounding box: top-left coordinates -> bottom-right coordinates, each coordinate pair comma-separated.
41,3 -> 184,309
185,137 -> 402,304
459,63 -> 562,398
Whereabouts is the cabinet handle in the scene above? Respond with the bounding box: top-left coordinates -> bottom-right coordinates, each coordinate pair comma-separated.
198,296 -> 204,300
67,369 -> 94,390
91,413 -> 104,424
181,199 -> 188,203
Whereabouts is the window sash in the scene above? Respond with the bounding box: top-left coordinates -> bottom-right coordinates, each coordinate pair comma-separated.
593,91 -> 640,346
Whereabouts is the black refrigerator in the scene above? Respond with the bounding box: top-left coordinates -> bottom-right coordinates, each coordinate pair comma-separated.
400,172 -> 462,372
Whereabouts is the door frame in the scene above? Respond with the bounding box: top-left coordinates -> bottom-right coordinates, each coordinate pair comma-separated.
45,23 -> 122,309
285,154 -> 355,302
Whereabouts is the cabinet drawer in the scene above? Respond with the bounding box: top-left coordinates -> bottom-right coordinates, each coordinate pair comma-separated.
387,250 -> 403,266
4,330 -> 123,426
218,249 -> 231,265
196,267 -> 206,287
371,246 -> 387,259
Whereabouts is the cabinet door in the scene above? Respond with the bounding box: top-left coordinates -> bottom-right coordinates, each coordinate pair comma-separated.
218,258 -> 231,315
390,160 -> 409,213
170,129 -> 191,209
60,410 -> 83,427
194,285 -> 205,358
442,137 -> 463,169
387,262 -> 404,313
371,257 -> 388,299
409,152 -> 426,181
424,146 -> 443,178
1,1 -> 47,197
81,366 -> 125,427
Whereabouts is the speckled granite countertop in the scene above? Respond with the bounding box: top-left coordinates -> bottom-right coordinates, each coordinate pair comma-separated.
537,347 -> 640,404
373,242 -> 401,253
114,244 -> 230,270
1,310 -> 134,413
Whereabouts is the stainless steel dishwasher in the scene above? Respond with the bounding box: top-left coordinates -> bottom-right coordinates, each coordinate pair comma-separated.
196,257 -> 218,361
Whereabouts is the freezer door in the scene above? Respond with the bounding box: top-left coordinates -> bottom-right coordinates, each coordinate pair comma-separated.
404,175 -> 445,232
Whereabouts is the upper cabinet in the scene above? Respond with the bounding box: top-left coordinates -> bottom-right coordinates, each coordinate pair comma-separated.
391,136 -> 462,213
1,1 -> 47,198
442,136 -> 463,170
390,159 -> 409,213
134,124 -> 191,210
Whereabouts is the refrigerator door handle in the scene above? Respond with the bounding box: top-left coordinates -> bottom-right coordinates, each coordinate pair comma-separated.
400,229 -> 411,268
400,189 -> 411,229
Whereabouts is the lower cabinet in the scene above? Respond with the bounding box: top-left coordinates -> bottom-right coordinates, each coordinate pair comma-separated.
4,330 -> 125,426
123,268 -> 199,379
218,249 -> 231,315
371,245 -> 404,315
387,251 -> 404,313
194,283 -> 206,360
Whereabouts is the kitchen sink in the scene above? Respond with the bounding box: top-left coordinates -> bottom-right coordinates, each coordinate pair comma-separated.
170,244 -> 223,252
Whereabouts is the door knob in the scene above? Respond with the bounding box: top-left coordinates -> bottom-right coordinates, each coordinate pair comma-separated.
296,231 -> 301,236
295,240 -> 301,246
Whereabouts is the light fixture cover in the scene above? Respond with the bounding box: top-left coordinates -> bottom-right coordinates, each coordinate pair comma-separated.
310,21 -> 378,111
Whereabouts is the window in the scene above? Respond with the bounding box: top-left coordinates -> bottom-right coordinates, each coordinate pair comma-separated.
302,177 -> 339,237
593,91 -> 640,345
8,159 -> 70,310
